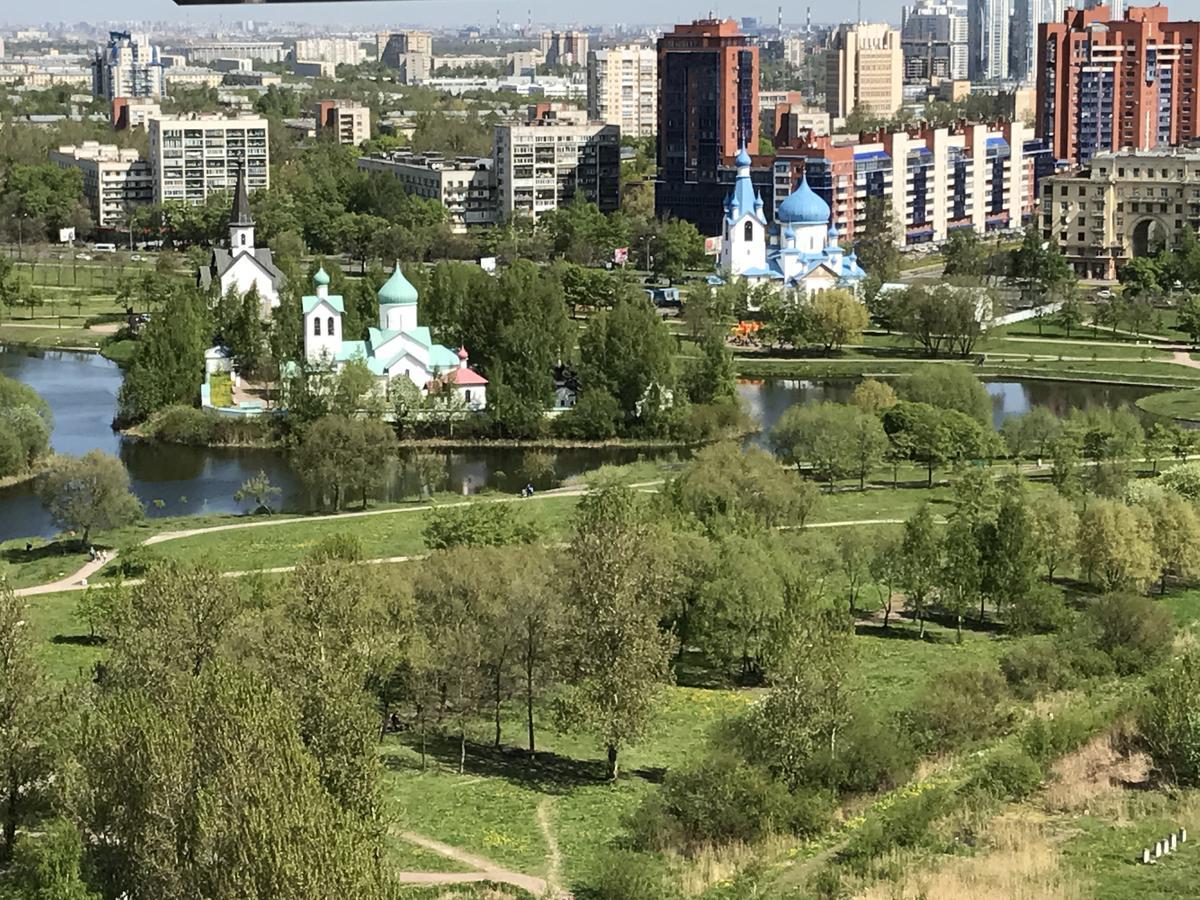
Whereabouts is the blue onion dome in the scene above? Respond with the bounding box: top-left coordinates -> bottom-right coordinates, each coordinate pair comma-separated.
776,174 -> 831,225
313,266 -> 330,286
735,146 -> 752,167
378,262 -> 419,305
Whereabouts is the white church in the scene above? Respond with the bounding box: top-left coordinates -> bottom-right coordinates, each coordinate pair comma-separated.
302,264 -> 488,410
716,148 -> 868,293
197,167 -> 283,317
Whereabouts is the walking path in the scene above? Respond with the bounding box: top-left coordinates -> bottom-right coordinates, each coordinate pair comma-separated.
392,829 -> 570,898
1172,351 -> 1200,371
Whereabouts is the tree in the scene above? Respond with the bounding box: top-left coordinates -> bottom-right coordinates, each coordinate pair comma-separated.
1000,407 -> 1060,463
807,289 -> 869,353
681,325 -> 736,404
837,527 -> 874,614
1008,226 -> 1074,307
1029,493 -> 1078,582
116,285 -> 210,425
941,228 -> 988,279
234,470 -> 282,514
0,818 -> 99,900
1140,646 -> 1200,786
882,401 -> 993,487
940,515 -> 981,642
294,416 -> 396,511
897,364 -> 991,424
650,218 -> 705,281
853,196 -> 901,284
900,504 -> 941,637
558,486 -> 674,779
0,405 -> 49,474
422,502 -> 542,550
1056,286 -> 1086,337
870,535 -> 903,628
978,488 -> 1039,622
1076,498 -> 1158,592
1144,492 -> 1200,594
851,378 -> 897,414
0,584 -> 62,867
1178,292 -> 1200,347
772,403 -> 887,489
37,450 -> 141,547
578,295 -> 675,421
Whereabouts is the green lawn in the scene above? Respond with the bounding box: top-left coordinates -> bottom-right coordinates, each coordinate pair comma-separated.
1136,388 -> 1200,421
981,338 -> 1170,361
20,589 -> 104,684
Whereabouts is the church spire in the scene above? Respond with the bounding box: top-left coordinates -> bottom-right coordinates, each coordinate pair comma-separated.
229,165 -> 253,228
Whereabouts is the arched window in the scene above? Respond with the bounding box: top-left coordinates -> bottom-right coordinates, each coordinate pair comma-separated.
313,317 -> 321,336
240,233 -> 247,246
464,389 -> 472,403
743,220 -> 753,242
327,316 -> 335,336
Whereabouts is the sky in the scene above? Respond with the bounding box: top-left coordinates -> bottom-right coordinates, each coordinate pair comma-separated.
3,0 -> 916,32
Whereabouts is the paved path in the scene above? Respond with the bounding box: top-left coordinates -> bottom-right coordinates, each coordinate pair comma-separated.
15,554 -> 113,597
1172,351 -> 1200,370
393,829 -> 570,898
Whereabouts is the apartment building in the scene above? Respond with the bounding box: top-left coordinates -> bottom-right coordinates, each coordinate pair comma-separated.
825,22 -> 904,120
1041,148 -> 1200,278
357,152 -> 496,231
292,37 -> 364,67
147,115 -> 269,205
111,97 -> 161,130
492,108 -> 619,221
50,142 -> 153,229
656,19 -> 760,231
1036,4 -> 1200,165
540,31 -> 589,67
586,45 -> 656,137
92,31 -> 164,100
901,0 -> 969,83
377,31 -> 432,83
315,100 -> 370,146
772,119 -> 1050,245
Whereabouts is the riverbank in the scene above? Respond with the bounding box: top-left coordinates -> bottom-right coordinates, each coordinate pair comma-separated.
1137,388 -> 1200,423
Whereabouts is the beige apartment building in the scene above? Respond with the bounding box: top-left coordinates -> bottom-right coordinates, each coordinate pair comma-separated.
292,37 -> 364,67
586,45 -> 656,137
377,30 -> 432,83
540,31 -> 589,67
357,152 -> 496,231
1041,148 -> 1200,279
315,100 -> 370,146
50,142 -> 153,229
825,22 -> 903,121
147,115 -> 269,205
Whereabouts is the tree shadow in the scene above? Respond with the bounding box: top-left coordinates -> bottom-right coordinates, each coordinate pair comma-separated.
672,649 -> 738,690
0,540 -> 85,565
50,633 -> 105,647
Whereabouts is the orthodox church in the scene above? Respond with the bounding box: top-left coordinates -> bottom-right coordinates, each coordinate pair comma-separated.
716,148 -> 867,293
302,264 -> 487,410
197,166 -> 284,318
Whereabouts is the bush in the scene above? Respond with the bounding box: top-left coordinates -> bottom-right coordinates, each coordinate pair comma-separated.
591,849 -> 678,900
555,389 -> 620,439
640,752 -> 829,849
972,747 -> 1043,800
147,405 -> 217,445
307,532 -> 363,563
803,707 -> 916,794
1000,638 -> 1080,699
1085,593 -> 1174,675
1021,709 -> 1103,765
1159,461 -> 1200,501
838,785 -> 950,874
115,544 -> 162,578
901,664 -> 1011,754
1007,583 -> 1070,635
1140,646 -> 1200,786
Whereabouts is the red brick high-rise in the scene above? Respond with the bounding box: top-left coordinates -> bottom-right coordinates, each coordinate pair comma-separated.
656,19 -> 760,233
1037,4 -> 1200,165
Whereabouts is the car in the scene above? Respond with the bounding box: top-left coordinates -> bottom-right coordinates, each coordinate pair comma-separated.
92,243 -> 116,253
1096,289 -> 1114,300
130,254 -> 143,261
75,253 -> 92,261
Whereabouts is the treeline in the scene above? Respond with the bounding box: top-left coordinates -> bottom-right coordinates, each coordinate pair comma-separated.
0,373 -> 51,479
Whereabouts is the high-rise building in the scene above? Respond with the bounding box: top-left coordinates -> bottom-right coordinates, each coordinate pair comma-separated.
315,101 -> 370,146
377,30 -> 432,83
92,31 -> 164,100
50,142 -> 152,230
901,0 -> 969,83
825,22 -> 903,120
292,38 -> 365,68
656,18 -> 760,230
1009,0 -> 1066,84
1041,148 -> 1200,278
147,115 -> 269,205
773,120 -> 1049,245
968,0 -> 1012,81
587,45 -> 656,137
1037,5 -> 1200,165
540,31 -> 589,67
492,106 -> 619,221
357,152 -> 496,231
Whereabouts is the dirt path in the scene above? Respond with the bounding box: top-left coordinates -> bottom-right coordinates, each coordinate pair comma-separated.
537,798 -> 564,897
14,553 -> 113,597
393,829 -> 571,897
1172,350 -> 1200,370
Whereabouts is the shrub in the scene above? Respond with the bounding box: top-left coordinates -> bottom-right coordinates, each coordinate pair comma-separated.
1140,646 -> 1200,786
1007,582 -> 1070,635
148,405 -> 217,445
839,785 -> 950,874
1085,593 -> 1174,675
1021,709 -> 1102,765
1000,638 -> 1080,699
1159,461 -> 1200,500
307,532 -> 363,563
555,389 -> 620,439
803,707 -> 916,794
901,664 -> 1011,754
115,544 -> 162,578
972,747 -> 1043,800
591,849 -> 678,900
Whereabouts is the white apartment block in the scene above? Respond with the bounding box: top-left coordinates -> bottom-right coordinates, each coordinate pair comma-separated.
315,101 -> 370,146
587,45 -> 656,137
50,142 -> 153,229
187,42 -> 286,65
293,37 -> 365,67
825,22 -> 904,120
357,152 -> 496,231
148,115 -> 269,205
92,31 -> 164,100
492,114 -> 620,221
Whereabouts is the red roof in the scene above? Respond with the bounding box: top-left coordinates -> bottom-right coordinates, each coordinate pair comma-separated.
441,367 -> 488,386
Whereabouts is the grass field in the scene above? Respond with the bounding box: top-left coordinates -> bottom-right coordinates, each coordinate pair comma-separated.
1136,388 -> 1200,421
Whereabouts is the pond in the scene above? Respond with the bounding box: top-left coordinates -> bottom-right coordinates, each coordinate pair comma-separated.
0,347 -> 1164,540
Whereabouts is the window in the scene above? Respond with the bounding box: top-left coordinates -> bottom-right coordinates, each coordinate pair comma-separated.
743,220 -> 753,242
240,233 -> 246,246
313,317 -> 321,336
464,389 -> 472,403
327,317 -> 335,336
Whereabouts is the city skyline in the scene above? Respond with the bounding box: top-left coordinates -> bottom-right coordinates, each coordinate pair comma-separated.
2,0 -> 925,30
